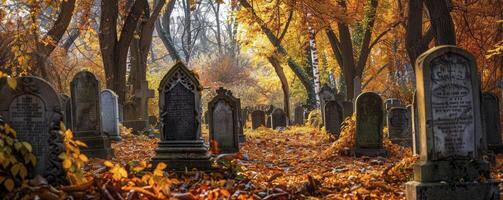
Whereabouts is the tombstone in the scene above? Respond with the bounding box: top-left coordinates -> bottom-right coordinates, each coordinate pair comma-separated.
100,89 -> 121,141
342,101 -> 353,120
266,114 -> 272,128
71,71 -> 113,159
324,101 -> 343,137
353,76 -> 362,100
0,76 -> 66,185
241,108 -> 249,127
406,105 -> 414,146
354,92 -> 386,156
387,107 -> 411,146
251,110 -> 266,129
208,87 -> 240,153
319,84 -> 336,124
482,93 -> 502,150
293,105 -> 304,125
405,46 -> 499,199
271,108 -> 287,129
152,62 -> 211,171
60,94 -> 72,130
411,91 -> 420,155
384,98 -> 402,111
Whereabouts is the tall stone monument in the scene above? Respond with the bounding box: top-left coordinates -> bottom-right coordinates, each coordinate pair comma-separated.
152,62 -> 211,170
71,71 -> 113,159
354,92 -> 386,156
324,100 -> 343,137
100,89 -> 121,141
208,87 -> 240,153
405,46 -> 499,200
0,76 -> 66,185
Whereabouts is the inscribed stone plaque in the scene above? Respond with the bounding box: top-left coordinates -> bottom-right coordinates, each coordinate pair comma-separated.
100,89 -> 120,141
163,83 -> 196,140
430,53 -> 475,158
212,100 -> 235,152
355,92 -> 383,149
251,110 -> 266,129
324,101 -> 343,137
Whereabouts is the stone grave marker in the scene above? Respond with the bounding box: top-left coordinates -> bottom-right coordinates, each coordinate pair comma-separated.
251,110 -> 266,129
405,46 -> 499,199
482,93 -> 502,149
324,100 -> 343,137
152,62 -> 211,170
266,114 -> 272,128
387,107 -> 411,146
271,108 -> 287,129
60,94 -> 72,130
294,105 -> 304,125
385,98 -> 402,111
100,89 -> 121,141
0,76 -> 67,185
354,92 -> 386,156
208,87 -> 240,153
411,91 -> 419,155
319,84 -> 336,124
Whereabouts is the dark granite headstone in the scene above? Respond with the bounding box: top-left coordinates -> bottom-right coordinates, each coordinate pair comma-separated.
324,101 -> 343,137
319,84 -> 336,124
271,108 -> 287,129
294,105 -> 304,125
251,110 -> 266,129
71,71 -> 113,159
354,92 -> 385,156
208,87 -> 240,153
152,62 -> 210,171
100,89 -> 121,141
405,46 -> 499,199
0,76 -> 66,185
482,93 -> 502,149
387,107 -> 411,146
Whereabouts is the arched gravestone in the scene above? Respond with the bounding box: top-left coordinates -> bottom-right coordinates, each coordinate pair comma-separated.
405,46 -> 499,199
387,107 -> 411,146
0,76 -> 66,185
251,110 -> 266,129
324,101 -> 343,137
60,94 -> 72,130
271,108 -> 287,129
354,92 -> 386,156
481,93 -> 502,149
100,89 -> 121,141
71,71 -> 113,159
153,62 -> 211,170
208,87 -> 240,153
294,105 -> 304,125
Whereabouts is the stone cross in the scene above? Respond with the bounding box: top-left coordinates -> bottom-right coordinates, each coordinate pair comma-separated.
134,80 -> 155,119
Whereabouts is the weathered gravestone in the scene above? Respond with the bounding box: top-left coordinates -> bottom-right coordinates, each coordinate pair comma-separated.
406,105 -> 414,147
152,62 -> 211,170
411,91 -> 420,155
100,89 -> 121,141
405,46 -> 499,200
342,101 -> 353,120
271,108 -> 287,129
387,107 -> 411,146
60,94 -> 72,130
251,110 -> 266,129
319,84 -> 336,124
324,101 -> 343,137
0,76 -> 67,185
482,93 -> 502,151
294,105 -> 304,125
354,92 -> 386,156
208,87 -> 240,153
71,71 -> 113,159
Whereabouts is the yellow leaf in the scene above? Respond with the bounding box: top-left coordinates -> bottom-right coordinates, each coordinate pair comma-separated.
63,159 -> 72,169
79,154 -> 88,162
155,162 -> 167,171
11,163 -> 20,177
58,153 -> 66,160
4,178 -> 14,191
7,77 -> 16,89
104,161 -> 114,168
60,122 -> 66,131
64,130 -> 73,140
153,169 -> 163,177
19,165 -> 27,179
119,167 -> 128,178
22,142 -> 32,152
75,140 -> 88,148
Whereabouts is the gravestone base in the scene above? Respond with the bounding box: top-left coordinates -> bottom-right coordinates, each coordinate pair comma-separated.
390,138 -> 412,147
123,120 -> 148,134
353,148 -> 386,157
152,140 -> 211,171
405,180 -> 500,200
413,160 -> 490,182
77,135 -> 114,159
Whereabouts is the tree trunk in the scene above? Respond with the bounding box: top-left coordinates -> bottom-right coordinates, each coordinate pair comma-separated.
307,24 -> 321,107
424,0 -> 456,46
156,0 -> 181,61
268,56 -> 290,118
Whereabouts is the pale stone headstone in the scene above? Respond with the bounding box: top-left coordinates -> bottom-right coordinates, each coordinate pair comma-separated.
354,92 -> 385,156
100,89 -> 121,141
251,110 -> 266,129
324,101 -> 343,137
152,62 -> 210,170
481,93 -> 501,148
208,87 -> 240,153
294,105 -> 304,125
387,107 -> 411,146
60,94 -> 72,130
405,46 -> 499,200
71,71 -> 113,159
271,108 -> 287,129
0,76 -> 67,185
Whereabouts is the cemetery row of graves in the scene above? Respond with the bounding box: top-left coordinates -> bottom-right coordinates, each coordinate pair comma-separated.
0,46 -> 502,199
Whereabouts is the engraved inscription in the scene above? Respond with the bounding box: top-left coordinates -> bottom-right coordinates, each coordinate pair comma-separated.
163,83 -> 196,140
430,53 -> 475,158
8,95 -> 47,162
213,100 -> 234,150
